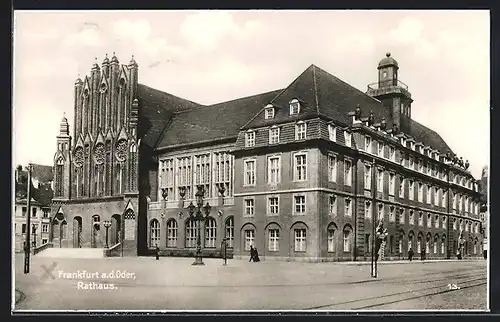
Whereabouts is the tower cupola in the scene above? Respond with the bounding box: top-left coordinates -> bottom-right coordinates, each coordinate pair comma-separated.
59,113 -> 69,136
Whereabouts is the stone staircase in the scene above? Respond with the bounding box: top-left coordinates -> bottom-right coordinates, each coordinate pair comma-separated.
35,247 -> 105,258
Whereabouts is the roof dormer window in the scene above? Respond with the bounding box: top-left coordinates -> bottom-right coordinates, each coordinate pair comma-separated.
245,130 -> 255,148
264,104 -> 275,119
289,99 -> 300,115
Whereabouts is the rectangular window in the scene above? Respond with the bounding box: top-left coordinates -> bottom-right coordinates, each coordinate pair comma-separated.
364,164 -> 372,190
344,131 -> 351,147
365,136 -> 372,152
42,239 -> 47,244
377,203 -> 384,221
32,208 -> 37,218
418,159 -> 423,173
328,124 -> 336,142
418,183 -> 423,202
244,159 -> 256,185
419,212 -> 424,226
389,206 -> 395,222
294,195 -> 306,214
22,207 -> 27,216
409,156 -> 414,170
244,229 -> 255,251
267,156 -> 280,184
265,108 -> 275,119
426,185 -> 431,204
268,197 -> 279,215
345,198 -> 352,217
409,211 -> 414,225
244,199 -> 255,216
434,187 -> 439,206
377,169 -> 383,192
389,146 -> 395,161
441,189 -> 446,207
328,154 -> 337,182
365,201 -> 372,219
329,195 -> 337,215
328,228 -> 336,252
245,132 -> 255,147
378,142 -> 384,157
344,160 -> 352,186
399,151 -> 405,165
389,173 -> 395,195
22,224 -> 26,234
294,229 -> 307,252
268,229 -> 279,251
442,216 -> 447,229
42,224 -> 49,233
294,153 -> 307,181
399,177 -> 405,198
295,122 -> 307,140
409,180 -> 414,200
427,214 -> 432,228
435,215 -> 440,228
453,219 -> 457,230
399,209 -> 405,224
269,127 -> 280,144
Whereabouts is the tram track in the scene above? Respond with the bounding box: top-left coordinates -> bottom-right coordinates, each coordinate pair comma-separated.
306,275 -> 487,310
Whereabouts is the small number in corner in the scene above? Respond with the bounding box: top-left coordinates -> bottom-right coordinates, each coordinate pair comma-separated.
447,283 -> 460,290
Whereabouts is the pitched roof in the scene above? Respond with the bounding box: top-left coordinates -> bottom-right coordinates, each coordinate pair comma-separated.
137,84 -> 202,149
145,63 -> 453,155
242,64 -> 453,154
156,89 -> 283,149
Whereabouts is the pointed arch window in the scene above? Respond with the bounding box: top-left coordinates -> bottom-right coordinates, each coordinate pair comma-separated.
55,157 -> 64,197
225,217 -> 234,248
149,219 -> 160,247
185,219 -> 198,248
166,219 -> 178,248
205,218 -> 217,248
128,143 -> 137,191
105,140 -> 112,196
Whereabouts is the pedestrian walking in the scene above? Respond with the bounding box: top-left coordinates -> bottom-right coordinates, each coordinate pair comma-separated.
253,248 -> 260,262
155,244 -> 159,260
420,247 -> 426,261
221,238 -> 227,266
408,248 -> 414,261
249,245 -> 255,262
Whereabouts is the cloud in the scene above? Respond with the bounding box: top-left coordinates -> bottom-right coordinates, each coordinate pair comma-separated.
112,19 -> 151,42
63,26 -> 103,47
179,11 -> 262,51
388,16 -> 425,44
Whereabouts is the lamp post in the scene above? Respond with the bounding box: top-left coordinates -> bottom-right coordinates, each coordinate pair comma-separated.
32,224 -> 37,249
103,220 -> 111,248
187,185 -> 211,266
24,163 -> 33,274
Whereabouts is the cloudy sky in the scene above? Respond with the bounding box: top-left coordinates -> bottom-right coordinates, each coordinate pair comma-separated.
13,10 -> 489,178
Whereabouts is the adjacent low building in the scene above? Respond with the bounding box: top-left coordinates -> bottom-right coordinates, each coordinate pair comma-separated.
14,164 -> 54,252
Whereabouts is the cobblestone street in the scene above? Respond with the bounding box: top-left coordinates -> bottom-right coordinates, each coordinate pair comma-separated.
13,254 -> 487,311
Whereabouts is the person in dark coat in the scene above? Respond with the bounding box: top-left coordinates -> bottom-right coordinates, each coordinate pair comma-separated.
420,247 -> 426,261
155,244 -> 159,260
253,248 -> 260,262
221,238 -> 227,266
249,245 -> 255,262
408,248 -> 414,261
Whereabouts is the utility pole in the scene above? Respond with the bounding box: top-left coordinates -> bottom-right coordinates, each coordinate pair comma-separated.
371,158 -> 377,278
24,163 -> 33,274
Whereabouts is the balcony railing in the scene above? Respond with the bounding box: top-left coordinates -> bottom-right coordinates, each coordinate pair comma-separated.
367,79 -> 409,91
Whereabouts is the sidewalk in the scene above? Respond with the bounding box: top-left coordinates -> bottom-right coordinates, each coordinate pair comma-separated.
338,258 -> 485,266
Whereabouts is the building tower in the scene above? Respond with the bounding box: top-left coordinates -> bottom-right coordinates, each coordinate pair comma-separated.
53,115 -> 72,199
366,52 -> 413,132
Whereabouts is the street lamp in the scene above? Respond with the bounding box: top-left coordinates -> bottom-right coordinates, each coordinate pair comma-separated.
103,220 -> 111,248
187,185 -> 212,266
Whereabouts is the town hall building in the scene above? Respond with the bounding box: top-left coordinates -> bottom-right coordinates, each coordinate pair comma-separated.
51,53 -> 483,261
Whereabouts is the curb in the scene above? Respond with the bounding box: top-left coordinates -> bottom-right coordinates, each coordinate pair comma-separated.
15,289 -> 25,305
338,259 -> 485,266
